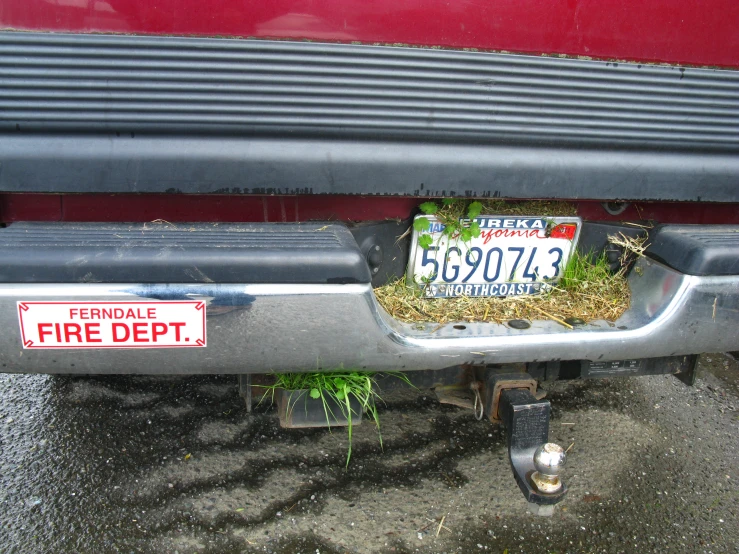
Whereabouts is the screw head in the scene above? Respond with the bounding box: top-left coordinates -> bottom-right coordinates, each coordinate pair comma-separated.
366,244 -> 383,268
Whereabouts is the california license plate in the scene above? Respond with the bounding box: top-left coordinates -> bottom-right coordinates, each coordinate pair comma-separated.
407,215 -> 581,298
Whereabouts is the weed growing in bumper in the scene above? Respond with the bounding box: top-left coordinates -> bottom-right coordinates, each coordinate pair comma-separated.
413,199 -> 579,250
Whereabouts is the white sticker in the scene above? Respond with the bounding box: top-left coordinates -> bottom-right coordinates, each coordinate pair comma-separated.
17,301 -> 206,349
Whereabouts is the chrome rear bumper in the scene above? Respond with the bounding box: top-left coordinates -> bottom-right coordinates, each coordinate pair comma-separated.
1,257 -> 737,374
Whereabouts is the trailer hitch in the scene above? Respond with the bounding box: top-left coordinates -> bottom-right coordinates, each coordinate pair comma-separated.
499,388 -> 567,515
434,368 -> 568,513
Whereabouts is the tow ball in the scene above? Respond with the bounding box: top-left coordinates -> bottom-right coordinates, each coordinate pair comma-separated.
477,371 -> 567,515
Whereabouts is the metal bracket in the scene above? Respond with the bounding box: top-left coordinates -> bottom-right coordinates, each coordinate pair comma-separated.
499,388 -> 567,506
238,374 -> 253,412
674,354 -> 699,386
484,372 -> 537,421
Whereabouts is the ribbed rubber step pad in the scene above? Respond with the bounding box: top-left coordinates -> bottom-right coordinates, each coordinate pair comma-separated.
0,222 -> 371,284
646,225 -> 739,276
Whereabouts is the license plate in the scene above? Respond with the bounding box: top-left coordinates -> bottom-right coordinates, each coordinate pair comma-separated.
407,215 -> 581,298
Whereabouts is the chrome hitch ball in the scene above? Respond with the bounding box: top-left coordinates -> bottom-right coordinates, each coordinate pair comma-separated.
531,443 -> 566,494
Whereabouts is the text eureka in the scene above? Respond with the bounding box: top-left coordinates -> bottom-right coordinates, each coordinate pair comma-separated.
426,218 -> 547,234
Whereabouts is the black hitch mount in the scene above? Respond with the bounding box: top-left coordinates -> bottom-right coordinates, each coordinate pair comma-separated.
499,388 -> 567,515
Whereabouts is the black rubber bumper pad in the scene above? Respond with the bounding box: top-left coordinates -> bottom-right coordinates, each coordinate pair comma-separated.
646,224 -> 739,276
0,222 -> 371,284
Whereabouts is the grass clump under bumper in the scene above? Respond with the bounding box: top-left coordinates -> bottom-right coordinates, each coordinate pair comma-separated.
261,371 -> 412,467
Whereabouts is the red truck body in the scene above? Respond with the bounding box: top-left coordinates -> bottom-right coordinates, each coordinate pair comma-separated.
4,0 -> 739,67
0,2 -> 737,376
2,0 -> 738,224
2,0 -> 738,509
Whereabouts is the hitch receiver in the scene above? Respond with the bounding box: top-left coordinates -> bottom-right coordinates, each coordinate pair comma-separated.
499,388 -> 567,513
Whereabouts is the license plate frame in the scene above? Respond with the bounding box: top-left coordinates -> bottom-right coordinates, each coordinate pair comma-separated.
406,215 -> 582,298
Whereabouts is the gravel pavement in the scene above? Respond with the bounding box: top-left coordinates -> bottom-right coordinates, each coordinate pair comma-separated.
0,355 -> 737,553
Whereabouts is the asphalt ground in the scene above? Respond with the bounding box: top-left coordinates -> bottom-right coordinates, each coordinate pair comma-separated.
0,355 -> 737,554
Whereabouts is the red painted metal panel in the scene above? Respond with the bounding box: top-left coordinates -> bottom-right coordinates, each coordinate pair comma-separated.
24,194 -> 418,223
1,1 -> 738,68
2,194 -> 738,225
0,194 -> 61,222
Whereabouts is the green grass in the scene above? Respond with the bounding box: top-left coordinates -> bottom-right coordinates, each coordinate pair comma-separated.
262,371 -> 412,467
558,249 -> 616,292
